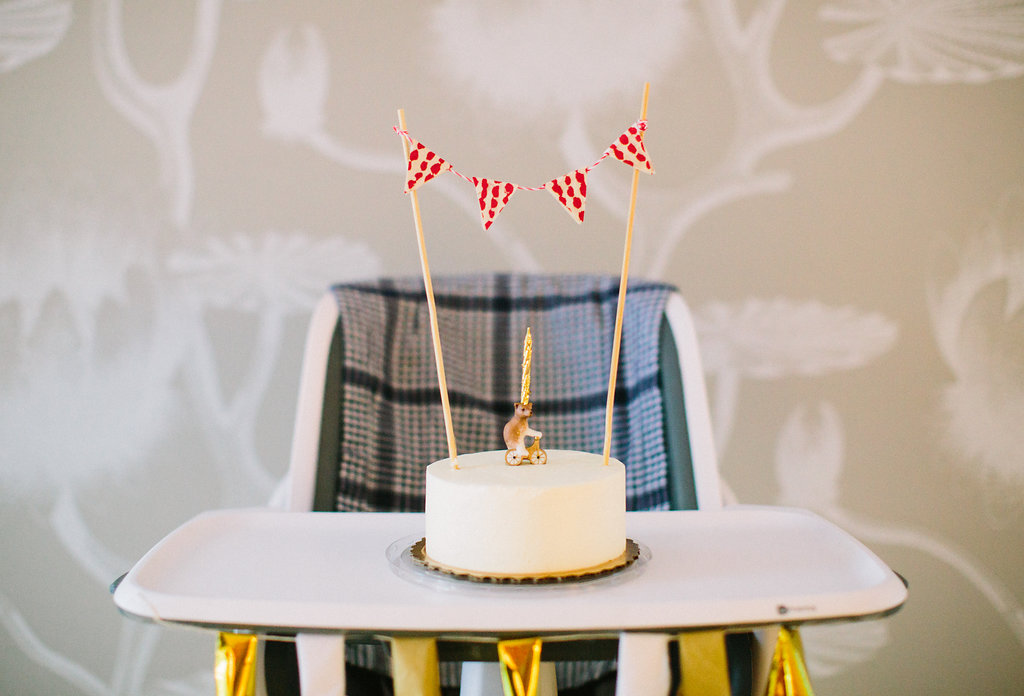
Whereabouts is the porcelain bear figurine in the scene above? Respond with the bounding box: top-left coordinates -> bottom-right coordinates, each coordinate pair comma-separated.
502,402 -> 545,465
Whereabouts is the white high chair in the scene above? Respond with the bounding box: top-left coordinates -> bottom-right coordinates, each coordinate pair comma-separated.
270,274 -> 755,696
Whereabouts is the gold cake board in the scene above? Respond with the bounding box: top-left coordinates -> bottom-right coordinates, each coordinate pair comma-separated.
409,538 -> 642,585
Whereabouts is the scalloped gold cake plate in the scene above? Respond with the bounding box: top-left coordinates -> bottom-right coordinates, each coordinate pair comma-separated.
409,538 -> 642,585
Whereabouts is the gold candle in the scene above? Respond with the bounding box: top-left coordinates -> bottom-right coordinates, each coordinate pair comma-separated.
520,328 -> 532,405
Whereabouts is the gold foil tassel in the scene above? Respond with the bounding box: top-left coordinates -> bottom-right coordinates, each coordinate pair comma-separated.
520,327 -> 533,405
214,633 -> 257,696
391,637 -> 441,696
765,626 -> 815,696
498,637 -> 543,696
677,630 -> 730,696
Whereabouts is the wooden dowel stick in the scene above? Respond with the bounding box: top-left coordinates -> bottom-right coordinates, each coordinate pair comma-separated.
398,109 -> 459,466
603,83 -> 650,466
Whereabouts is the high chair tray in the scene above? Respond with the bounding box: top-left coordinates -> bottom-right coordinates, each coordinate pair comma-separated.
113,506 -> 906,634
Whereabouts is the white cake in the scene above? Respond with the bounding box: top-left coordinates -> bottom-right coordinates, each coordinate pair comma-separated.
424,449 -> 626,577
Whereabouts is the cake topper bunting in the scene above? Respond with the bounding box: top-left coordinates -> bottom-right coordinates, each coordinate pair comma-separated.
396,83 -> 652,471
394,119 -> 652,230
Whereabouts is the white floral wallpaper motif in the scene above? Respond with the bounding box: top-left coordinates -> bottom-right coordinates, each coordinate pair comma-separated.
1,1 -> 1022,694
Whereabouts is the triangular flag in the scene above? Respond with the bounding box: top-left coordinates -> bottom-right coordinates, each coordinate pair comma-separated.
615,632 -> 671,696
497,638 -> 543,696
765,626 -> 815,696
214,633 -> 257,696
404,138 -> 452,192
677,630 -> 730,696
473,177 -> 517,230
606,122 -> 654,174
296,634 -> 346,696
544,168 -> 587,223
391,637 -> 442,696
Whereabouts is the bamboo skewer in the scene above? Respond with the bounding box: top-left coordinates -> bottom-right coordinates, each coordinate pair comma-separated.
398,109 -> 459,468
602,83 -> 650,466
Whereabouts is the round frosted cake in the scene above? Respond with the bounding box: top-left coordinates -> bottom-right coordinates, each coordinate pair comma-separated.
424,449 -> 626,577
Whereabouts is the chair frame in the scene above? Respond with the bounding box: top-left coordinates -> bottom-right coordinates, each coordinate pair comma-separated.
274,280 -> 756,695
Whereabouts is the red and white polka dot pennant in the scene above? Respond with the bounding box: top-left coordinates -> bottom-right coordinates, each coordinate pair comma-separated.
544,168 -> 588,224
394,119 -> 652,230
403,137 -> 452,193
605,121 -> 653,174
473,178 -> 517,231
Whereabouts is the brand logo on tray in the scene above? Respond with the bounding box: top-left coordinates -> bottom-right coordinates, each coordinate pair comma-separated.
777,604 -> 816,616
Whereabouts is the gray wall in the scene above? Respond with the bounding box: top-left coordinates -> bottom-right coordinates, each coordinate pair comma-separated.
2,1 -> 1023,694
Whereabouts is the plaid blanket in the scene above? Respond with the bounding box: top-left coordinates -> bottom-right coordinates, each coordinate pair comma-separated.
332,273 -> 674,514
330,273 -> 674,689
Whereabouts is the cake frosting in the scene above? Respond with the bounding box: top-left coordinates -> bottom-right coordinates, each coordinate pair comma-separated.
424,449 -> 626,577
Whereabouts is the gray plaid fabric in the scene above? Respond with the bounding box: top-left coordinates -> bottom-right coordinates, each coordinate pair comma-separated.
330,273 -> 674,688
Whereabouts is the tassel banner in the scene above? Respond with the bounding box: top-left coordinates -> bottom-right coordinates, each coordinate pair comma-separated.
765,626 -> 815,696
394,120 -> 653,230
391,637 -> 442,696
214,633 -> 257,696
677,630 -> 730,696
615,632 -> 672,696
497,637 -> 543,696
296,633 -> 346,696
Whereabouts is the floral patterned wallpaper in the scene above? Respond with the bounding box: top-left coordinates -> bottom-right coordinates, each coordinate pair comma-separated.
1,1 -> 1022,694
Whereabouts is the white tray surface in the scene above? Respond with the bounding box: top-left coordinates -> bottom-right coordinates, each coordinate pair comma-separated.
114,506 -> 905,633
